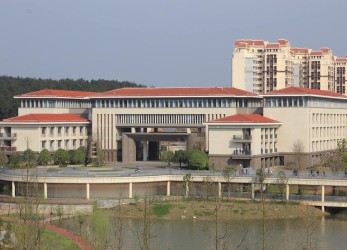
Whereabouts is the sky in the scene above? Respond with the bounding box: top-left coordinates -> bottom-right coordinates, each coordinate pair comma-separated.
0,0 -> 346,87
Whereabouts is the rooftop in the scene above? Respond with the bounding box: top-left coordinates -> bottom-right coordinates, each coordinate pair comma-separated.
208,114 -> 280,124
1,114 -> 90,123
265,87 -> 346,98
93,87 -> 258,98
15,89 -> 97,99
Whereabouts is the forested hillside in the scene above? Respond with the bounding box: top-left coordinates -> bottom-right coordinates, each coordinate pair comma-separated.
0,76 -> 146,119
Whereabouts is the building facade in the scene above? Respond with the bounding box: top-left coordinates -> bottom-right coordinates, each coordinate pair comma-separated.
1,86 -> 347,170
232,39 -> 347,95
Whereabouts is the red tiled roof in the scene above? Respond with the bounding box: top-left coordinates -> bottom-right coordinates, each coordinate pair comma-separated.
16,89 -> 97,98
321,47 -> 330,53
235,39 -> 265,47
336,57 -> 347,62
265,87 -> 346,98
310,51 -> 323,56
278,39 -> 288,46
2,114 -> 90,123
266,43 -> 280,48
93,87 -> 258,97
209,114 -> 280,124
291,48 -> 310,54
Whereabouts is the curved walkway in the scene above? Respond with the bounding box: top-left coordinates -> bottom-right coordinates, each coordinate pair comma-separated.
2,217 -> 93,250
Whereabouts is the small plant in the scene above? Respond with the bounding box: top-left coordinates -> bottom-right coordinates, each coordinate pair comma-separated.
152,203 -> 173,217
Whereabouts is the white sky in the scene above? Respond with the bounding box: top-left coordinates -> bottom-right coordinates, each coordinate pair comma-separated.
0,0 -> 346,87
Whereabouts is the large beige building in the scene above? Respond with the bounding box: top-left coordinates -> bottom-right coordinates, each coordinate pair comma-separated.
232,39 -> 347,95
1,86 -> 347,170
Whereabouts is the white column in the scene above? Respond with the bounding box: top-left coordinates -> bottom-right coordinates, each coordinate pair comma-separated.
11,181 -> 15,198
251,183 -> 255,199
218,182 -> 222,199
187,128 -> 191,133
131,127 -> 135,133
321,185 -> 325,212
185,182 -> 189,198
143,141 -> 148,161
86,183 -> 90,200
286,184 -> 289,201
44,183 -> 47,199
167,181 -> 171,197
129,182 -> 133,198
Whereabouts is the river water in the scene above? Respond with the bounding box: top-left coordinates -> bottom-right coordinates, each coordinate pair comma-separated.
119,215 -> 347,250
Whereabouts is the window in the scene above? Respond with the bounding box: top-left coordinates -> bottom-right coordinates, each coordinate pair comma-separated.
41,127 -> 46,135
57,140 -> 62,148
57,127 -> 62,135
80,126 -> 84,134
50,127 -> 54,136
73,127 -> 76,135
41,141 -> 46,149
65,127 -> 69,135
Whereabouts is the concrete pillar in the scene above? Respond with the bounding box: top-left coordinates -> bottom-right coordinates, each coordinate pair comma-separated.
44,183 -> 47,199
187,128 -> 191,133
286,184 -> 289,201
11,181 -> 15,198
129,182 -> 133,199
185,182 -> 189,198
167,181 -> 170,197
218,182 -> 222,199
143,141 -> 148,161
251,183 -> 255,199
131,127 -> 136,133
321,185 -> 325,212
86,183 -> 90,200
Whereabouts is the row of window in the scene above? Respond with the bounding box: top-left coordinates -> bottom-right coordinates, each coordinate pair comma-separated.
21,100 -> 92,109
94,98 -> 261,109
115,114 -> 211,125
312,113 -> 347,124
311,126 -> 346,138
41,139 -> 86,150
41,126 -> 88,137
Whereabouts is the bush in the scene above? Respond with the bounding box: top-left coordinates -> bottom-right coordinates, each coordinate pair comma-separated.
152,203 -> 173,217
188,149 -> 209,170
37,149 -> 52,166
54,149 -> 69,167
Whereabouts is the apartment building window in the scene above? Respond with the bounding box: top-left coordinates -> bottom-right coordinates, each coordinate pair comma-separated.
80,139 -> 84,146
73,139 -> 76,149
58,140 -> 62,148
41,141 -> 46,149
65,127 -> 69,135
72,127 -> 77,135
65,140 -> 69,149
50,140 -> 54,150
50,127 -> 54,136
41,127 -> 46,136
58,127 -> 62,136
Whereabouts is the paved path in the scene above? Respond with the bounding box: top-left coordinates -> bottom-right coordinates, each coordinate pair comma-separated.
2,217 -> 93,250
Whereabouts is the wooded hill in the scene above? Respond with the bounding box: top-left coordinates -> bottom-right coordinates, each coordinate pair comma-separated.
0,76 -> 146,120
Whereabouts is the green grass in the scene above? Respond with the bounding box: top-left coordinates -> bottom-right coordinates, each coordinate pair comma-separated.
42,229 -> 80,250
152,203 -> 173,217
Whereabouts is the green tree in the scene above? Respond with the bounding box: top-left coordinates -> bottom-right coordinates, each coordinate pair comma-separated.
37,149 -> 52,165
336,139 -> 347,172
9,153 -> 21,168
160,150 -> 174,167
173,150 -> 188,168
0,150 -> 8,167
222,166 -> 235,198
68,150 -> 75,164
90,209 -> 111,250
188,149 -> 209,170
73,146 -> 87,165
23,148 -> 36,167
54,149 -> 69,167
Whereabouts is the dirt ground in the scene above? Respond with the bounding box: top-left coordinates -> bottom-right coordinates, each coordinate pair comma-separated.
108,199 -> 323,221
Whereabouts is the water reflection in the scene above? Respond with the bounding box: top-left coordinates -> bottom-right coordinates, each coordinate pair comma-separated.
118,216 -> 347,250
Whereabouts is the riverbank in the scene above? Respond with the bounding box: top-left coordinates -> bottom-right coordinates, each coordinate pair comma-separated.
106,198 -> 323,221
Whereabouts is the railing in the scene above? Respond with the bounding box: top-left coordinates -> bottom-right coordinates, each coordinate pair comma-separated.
0,133 -> 17,138
233,149 -> 252,155
233,135 -> 252,141
0,146 -> 17,151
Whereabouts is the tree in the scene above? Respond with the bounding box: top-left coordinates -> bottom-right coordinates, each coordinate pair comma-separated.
336,139 -> 347,172
54,149 -> 69,167
23,148 -> 36,167
0,150 -> 8,167
37,149 -> 52,166
222,166 -> 235,198
9,153 -> 21,168
173,150 -> 188,168
73,146 -> 87,165
188,149 -> 209,170
160,150 -> 174,167
292,140 -> 305,171
183,173 -> 193,199
255,169 -> 268,250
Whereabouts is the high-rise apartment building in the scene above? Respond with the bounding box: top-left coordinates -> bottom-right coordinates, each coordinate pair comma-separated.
232,39 -> 346,95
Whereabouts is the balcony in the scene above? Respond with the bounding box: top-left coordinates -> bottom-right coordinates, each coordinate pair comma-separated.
0,133 -> 17,140
232,149 -> 252,159
232,135 -> 252,143
0,146 -> 17,151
